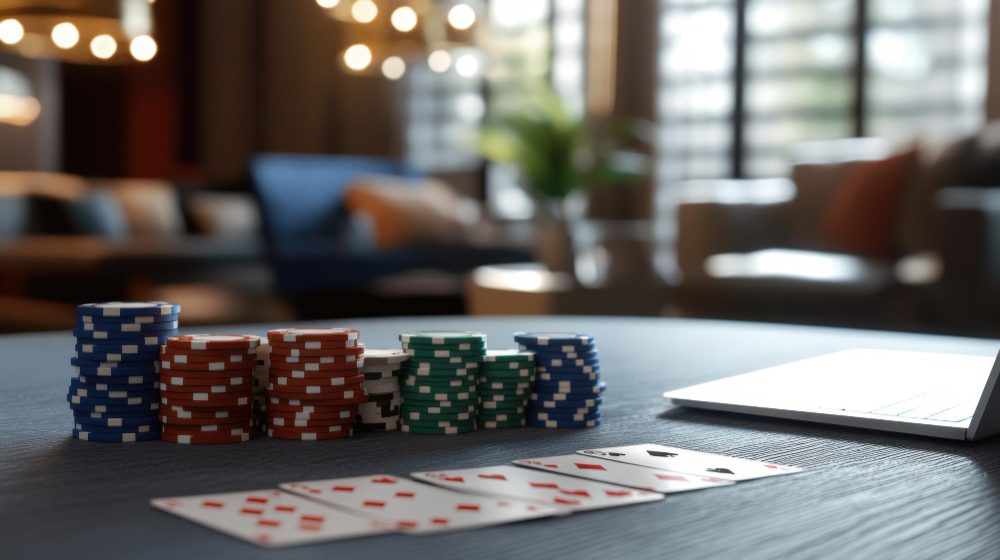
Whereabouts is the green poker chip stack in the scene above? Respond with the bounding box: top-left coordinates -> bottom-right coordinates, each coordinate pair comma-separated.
476,349 -> 536,429
398,331 -> 488,434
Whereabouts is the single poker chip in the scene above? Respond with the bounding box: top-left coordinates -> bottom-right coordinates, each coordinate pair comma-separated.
270,352 -> 364,365
160,359 -> 255,372
160,415 -> 253,427
163,345 -> 257,357
68,385 -> 158,399
537,371 -> 600,382
401,397 -> 478,408
478,391 -> 527,402
74,328 -> 178,341
74,350 -> 160,364
360,401 -> 401,414
530,410 -> 601,422
478,418 -> 527,429
477,411 -> 526,421
530,395 -> 603,408
269,373 -> 365,387
406,356 -> 481,367
160,407 -> 252,420
400,388 -> 476,402
267,416 -> 354,428
72,427 -> 162,442
267,428 -> 353,440
160,373 -> 253,387
401,403 -> 477,414
266,382 -> 364,395
478,380 -> 532,390
73,412 -> 160,426
162,431 -> 251,444
399,331 -> 487,345
267,394 -> 368,407
76,320 -> 179,333
479,370 -> 535,381
358,420 -> 399,431
77,301 -> 180,318
536,364 -> 601,375
483,349 -> 536,363
361,370 -> 402,382
161,387 -> 252,399
514,332 -> 594,347
267,347 -> 359,358
76,342 -> 162,354
402,340 -> 486,351
403,410 -> 476,422
75,422 -> 160,434
401,423 -> 476,435
359,412 -> 400,423
403,417 -> 475,429
268,409 -> 355,421
269,359 -> 362,372
262,422 -> 351,434
70,400 -> 160,413
267,328 -> 360,342
533,380 -> 606,396
265,402 -> 361,414
161,395 -> 251,408
361,348 -> 410,366
536,356 -> 600,368
479,400 -> 528,410
404,348 -> 486,360
163,424 -> 254,437
71,376 -> 157,389
519,342 -> 597,355
160,381 -> 252,394
165,334 -> 261,351
529,348 -> 599,361
401,368 -> 478,379
73,363 -> 160,376
364,378 -> 400,390
79,312 -> 179,324
403,375 -> 475,387
527,417 -> 601,429
67,393 -> 158,406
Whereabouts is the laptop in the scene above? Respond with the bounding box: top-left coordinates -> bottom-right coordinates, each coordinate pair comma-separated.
663,348 -> 1000,440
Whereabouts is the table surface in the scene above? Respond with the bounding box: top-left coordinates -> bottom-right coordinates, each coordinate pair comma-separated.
5,316 -> 1000,560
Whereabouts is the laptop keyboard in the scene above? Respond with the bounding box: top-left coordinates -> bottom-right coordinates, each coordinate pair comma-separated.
842,390 -> 978,422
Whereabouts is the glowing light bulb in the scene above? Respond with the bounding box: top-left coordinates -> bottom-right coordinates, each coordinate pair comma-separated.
428,50 -> 451,72
316,0 -> 340,7
381,56 -> 406,80
352,0 -> 378,23
448,4 -> 476,30
51,22 -> 80,49
0,19 -> 24,45
344,44 -> 372,70
390,7 -> 418,32
455,54 -> 479,77
90,34 -> 117,59
130,35 -> 157,61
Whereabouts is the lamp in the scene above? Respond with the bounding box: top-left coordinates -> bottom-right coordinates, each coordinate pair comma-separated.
0,65 -> 40,126
0,0 -> 156,64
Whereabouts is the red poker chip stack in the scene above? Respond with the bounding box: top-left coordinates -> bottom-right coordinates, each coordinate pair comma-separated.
265,328 -> 365,440
159,334 -> 261,444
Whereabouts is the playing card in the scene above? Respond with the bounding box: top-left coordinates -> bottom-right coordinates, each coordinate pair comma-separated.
150,489 -> 390,548
280,475 -> 557,534
512,454 -> 735,493
577,443 -> 802,481
411,465 -> 663,512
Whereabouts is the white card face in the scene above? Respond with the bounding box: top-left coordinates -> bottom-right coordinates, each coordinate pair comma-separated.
512,455 -> 735,493
577,444 -> 803,481
150,489 -> 390,548
280,475 -> 557,534
411,465 -> 663,512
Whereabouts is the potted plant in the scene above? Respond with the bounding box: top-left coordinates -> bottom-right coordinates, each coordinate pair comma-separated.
477,83 -> 648,272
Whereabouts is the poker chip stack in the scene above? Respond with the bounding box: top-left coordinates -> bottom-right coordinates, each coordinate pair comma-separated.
69,301 -> 180,442
477,349 -> 536,428
265,328 -> 365,441
356,348 -> 408,431
517,332 -> 604,428
253,340 -> 270,434
399,331 -> 486,435
159,334 -> 260,444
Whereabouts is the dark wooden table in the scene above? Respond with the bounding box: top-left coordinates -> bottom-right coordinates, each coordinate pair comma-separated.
5,317 -> 1000,559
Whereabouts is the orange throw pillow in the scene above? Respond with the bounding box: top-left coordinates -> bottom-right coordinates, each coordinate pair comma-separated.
820,148 -> 918,256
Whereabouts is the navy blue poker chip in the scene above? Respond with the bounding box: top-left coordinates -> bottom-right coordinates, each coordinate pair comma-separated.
527,416 -> 601,429
76,373 -> 159,385
67,393 -> 159,406
529,409 -> 601,422
513,332 -> 595,347
75,342 -> 162,354
530,395 -> 604,408
67,385 -> 159,400
536,356 -> 600,368
72,411 -> 160,425
72,427 -> 162,442
76,301 -> 181,317
74,350 -> 160,362
69,401 -> 160,413
70,377 -> 158,391
534,379 -> 606,394
527,347 -> 599,360
536,364 -> 601,375
75,320 -> 178,334
537,370 -> 601,382
73,328 -> 178,341
74,421 -> 161,434
78,313 -> 179,325
73,364 -> 160,376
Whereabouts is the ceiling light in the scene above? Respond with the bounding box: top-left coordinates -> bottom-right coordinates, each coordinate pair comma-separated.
344,44 -> 372,70
129,35 -> 157,61
381,56 -> 406,80
90,35 -> 117,59
390,7 -> 418,32
0,19 -> 24,46
352,0 -> 378,23
428,50 -> 451,72
51,22 -> 80,49
448,4 -> 476,30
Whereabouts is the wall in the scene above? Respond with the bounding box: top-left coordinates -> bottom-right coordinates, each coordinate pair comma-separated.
0,52 -> 60,171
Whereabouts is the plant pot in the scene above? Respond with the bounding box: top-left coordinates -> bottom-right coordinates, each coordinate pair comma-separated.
533,198 -> 574,273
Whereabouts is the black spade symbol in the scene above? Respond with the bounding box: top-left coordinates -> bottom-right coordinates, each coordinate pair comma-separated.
647,450 -> 678,458
707,468 -> 735,475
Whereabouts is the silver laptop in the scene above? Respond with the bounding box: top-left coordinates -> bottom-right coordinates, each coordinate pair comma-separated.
663,349 -> 1000,440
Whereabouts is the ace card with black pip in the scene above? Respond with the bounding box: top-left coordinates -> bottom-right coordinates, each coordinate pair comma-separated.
577,443 -> 802,481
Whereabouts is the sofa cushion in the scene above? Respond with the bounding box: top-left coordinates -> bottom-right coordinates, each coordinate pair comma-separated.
788,161 -> 860,249
820,147 -> 919,257
106,179 -> 185,236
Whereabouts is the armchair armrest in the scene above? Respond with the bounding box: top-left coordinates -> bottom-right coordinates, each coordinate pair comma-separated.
672,179 -> 796,279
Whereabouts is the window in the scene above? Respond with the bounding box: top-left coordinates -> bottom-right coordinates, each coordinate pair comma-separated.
657,0 -> 990,182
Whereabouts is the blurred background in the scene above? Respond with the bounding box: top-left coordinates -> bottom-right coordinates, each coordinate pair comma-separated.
1,0 -> 999,337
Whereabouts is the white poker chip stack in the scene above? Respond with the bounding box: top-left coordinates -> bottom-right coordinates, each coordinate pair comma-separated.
356,348 -> 407,431
253,339 -> 269,434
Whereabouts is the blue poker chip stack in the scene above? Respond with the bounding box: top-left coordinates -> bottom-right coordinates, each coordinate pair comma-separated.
68,301 -> 181,442
516,332 -> 603,428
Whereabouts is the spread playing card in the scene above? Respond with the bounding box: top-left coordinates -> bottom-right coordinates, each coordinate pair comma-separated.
150,489 -> 391,548
411,465 -> 664,511
577,443 -> 802,481
280,475 -> 558,533
512,454 -> 735,493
